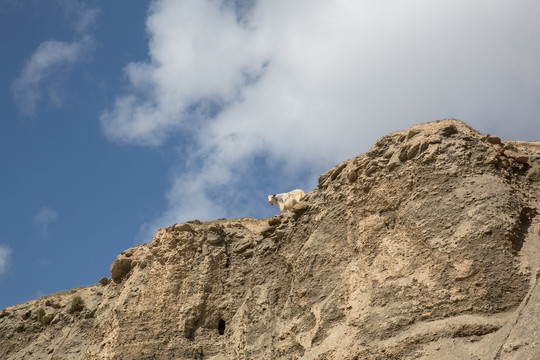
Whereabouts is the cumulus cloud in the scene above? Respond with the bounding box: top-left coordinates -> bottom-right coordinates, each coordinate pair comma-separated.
101,0 -> 540,239
0,244 -> 12,276
100,0 -> 268,146
34,207 -> 58,235
11,2 -> 98,116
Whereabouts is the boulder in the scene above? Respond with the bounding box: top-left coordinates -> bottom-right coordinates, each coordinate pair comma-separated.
174,223 -> 193,232
527,165 -> 540,182
206,232 -> 222,245
110,257 -> 133,282
485,135 -> 502,145
439,124 -> 458,137
504,150 -> 529,164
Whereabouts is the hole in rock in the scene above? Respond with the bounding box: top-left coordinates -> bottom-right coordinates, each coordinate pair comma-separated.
218,319 -> 226,335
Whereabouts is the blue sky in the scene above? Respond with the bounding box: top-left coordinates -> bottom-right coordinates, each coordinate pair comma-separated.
1,0 -> 539,309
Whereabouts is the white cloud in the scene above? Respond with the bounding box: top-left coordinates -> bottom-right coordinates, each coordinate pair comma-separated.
100,0 -> 268,146
0,244 -> 12,275
12,36 -> 94,116
101,0 -> 540,239
73,7 -> 99,34
11,2 -> 98,116
57,0 -> 100,33
34,207 -> 58,235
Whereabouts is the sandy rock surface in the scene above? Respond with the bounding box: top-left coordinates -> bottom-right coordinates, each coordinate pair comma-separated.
1,119 -> 540,359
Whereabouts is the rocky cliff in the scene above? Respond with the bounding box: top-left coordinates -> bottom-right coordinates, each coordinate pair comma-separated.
1,119 -> 540,360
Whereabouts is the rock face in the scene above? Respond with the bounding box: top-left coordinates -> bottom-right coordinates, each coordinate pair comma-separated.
1,119 -> 540,359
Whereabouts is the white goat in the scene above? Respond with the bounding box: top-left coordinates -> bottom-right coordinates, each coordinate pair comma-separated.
268,189 -> 306,214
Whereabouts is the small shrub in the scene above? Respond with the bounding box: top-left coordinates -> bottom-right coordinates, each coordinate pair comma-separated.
189,219 -> 202,225
71,296 -> 84,312
37,308 -> 46,323
506,143 -> 517,151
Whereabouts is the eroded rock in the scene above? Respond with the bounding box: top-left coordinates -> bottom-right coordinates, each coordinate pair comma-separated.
2,119 -> 540,360
110,257 -> 132,282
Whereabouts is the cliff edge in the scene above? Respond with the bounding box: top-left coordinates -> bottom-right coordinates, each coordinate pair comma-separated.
1,119 -> 540,359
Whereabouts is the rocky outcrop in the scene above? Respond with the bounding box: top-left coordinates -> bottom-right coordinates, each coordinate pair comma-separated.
1,119 -> 540,359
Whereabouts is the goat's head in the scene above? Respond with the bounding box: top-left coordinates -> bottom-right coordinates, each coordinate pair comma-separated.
268,195 -> 276,205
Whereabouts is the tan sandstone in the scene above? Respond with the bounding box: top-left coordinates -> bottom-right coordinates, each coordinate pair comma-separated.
1,119 -> 540,360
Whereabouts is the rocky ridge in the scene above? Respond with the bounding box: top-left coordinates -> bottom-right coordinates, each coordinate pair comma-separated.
1,119 -> 540,359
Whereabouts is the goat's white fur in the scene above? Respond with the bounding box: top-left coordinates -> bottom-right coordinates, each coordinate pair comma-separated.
268,189 -> 306,213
